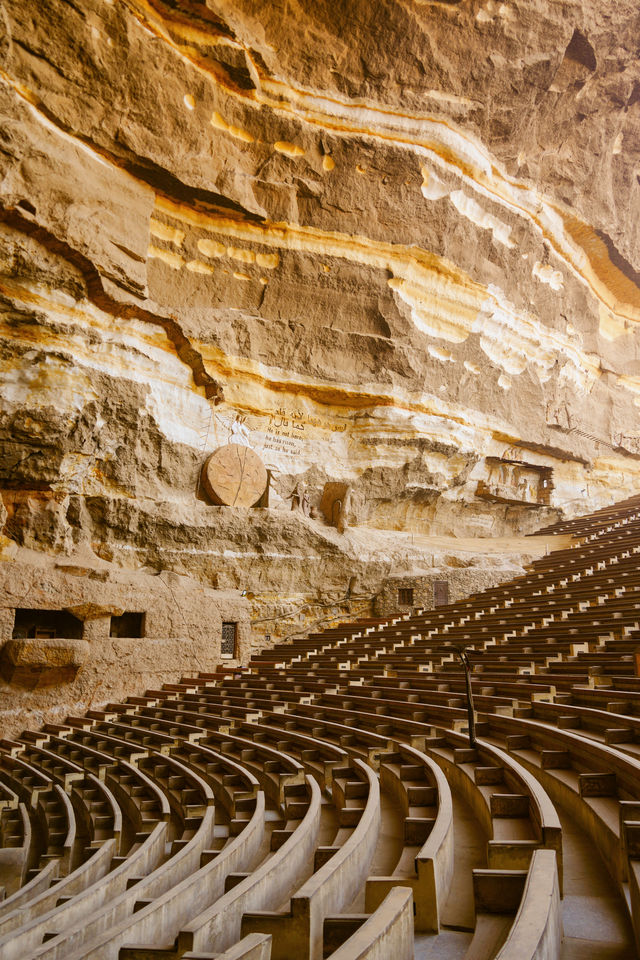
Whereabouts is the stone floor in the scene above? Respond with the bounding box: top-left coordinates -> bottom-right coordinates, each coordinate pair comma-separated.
559,808 -> 635,959
415,929 -> 474,959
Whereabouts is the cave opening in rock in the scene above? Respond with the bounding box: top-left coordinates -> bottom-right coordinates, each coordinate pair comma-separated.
11,608 -> 83,640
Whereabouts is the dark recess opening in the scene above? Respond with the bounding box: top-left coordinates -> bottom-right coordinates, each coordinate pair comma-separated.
12,609 -> 83,640
398,588 -> 414,606
565,29 -> 597,72
110,612 -> 145,638
17,199 -> 36,216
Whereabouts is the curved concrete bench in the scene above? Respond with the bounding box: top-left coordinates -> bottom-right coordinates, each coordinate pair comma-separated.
16,739 -> 122,861
29,757 -> 215,960
168,741 -> 261,824
45,728 -> 147,775
92,719 -> 178,755
0,769 -> 122,938
32,750 -> 266,959
424,731 -> 563,888
493,849 -> 562,960
174,773 -> 321,957
0,836 -> 118,942
391,726 -> 561,915
148,691 -> 273,728
120,709 -> 305,809
0,779 -> 76,925
72,772 -> 122,852
531,697 -> 640,746
290,697 -> 559,885
229,718 -> 348,790
252,710 -> 395,771
35,783 -> 77,876
469,849 -> 561,960
241,758 -> 380,960
486,713 -> 640,881
274,697 -> 444,749
0,848 -> 59,921
482,712 -> 640,950
364,742 -> 454,931
209,733 -> 305,806
135,752 -> 215,842
479,740 -> 562,887
324,886 -> 414,960
0,749 -> 52,809
0,785 -> 169,959
0,736 -> 169,953
40,735 -> 170,844
0,793 -> 29,896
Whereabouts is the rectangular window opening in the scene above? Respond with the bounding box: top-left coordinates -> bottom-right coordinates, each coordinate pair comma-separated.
110,612 -> 145,638
398,588 -> 413,606
12,608 -> 83,640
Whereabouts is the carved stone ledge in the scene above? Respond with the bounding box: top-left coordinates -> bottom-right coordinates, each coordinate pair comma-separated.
0,638 -> 90,688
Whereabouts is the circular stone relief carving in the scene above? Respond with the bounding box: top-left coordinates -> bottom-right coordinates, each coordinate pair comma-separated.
201,444 -> 267,507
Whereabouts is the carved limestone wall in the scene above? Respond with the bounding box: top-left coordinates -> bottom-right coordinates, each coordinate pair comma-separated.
0,554 -> 250,738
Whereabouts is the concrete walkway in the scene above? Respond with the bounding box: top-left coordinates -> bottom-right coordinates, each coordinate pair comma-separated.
558,806 -> 636,959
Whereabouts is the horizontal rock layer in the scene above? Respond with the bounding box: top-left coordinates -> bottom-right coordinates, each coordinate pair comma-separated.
0,0 -> 639,586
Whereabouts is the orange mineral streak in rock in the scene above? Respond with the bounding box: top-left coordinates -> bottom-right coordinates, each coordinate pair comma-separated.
5,10 -> 640,335
152,197 -> 604,379
121,0 -> 640,327
197,339 -> 501,441
559,214 -> 640,321
0,279 -> 200,390
153,196 -> 480,293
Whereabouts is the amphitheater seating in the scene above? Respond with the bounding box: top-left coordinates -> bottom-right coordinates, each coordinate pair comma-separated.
5,495 -> 640,956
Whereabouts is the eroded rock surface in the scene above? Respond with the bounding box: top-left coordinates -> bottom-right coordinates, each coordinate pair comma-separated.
0,1 -> 639,658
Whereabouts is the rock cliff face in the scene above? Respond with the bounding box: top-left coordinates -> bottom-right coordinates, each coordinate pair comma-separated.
1,0 -> 639,591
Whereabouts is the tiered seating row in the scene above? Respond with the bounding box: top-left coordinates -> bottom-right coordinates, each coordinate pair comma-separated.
4,495 -> 640,957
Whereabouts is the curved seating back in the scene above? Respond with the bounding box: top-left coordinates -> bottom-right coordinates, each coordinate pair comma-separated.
27,772 -> 214,959
56,747 -> 266,959
324,886 -> 414,960
176,774 -> 321,957
0,799 -> 29,896
493,849 -> 562,960
0,800 -> 31,897
364,741 -> 453,931
242,758 -> 380,960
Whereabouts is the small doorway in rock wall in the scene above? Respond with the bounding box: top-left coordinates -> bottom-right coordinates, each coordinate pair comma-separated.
433,580 -> 449,607
221,621 -> 237,659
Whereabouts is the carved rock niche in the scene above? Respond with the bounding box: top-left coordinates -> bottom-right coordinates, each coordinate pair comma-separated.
320,482 -> 351,532
200,444 -> 268,507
